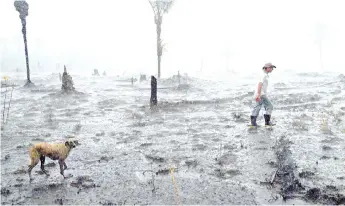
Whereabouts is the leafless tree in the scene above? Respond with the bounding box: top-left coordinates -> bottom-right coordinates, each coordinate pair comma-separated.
14,0 -> 33,86
149,0 -> 174,78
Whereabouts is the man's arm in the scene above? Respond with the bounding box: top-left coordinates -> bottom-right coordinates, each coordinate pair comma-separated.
256,82 -> 263,102
257,82 -> 263,96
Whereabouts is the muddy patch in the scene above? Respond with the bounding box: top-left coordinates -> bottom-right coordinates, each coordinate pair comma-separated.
305,187 -> 345,205
155,168 -> 177,175
184,159 -> 198,168
13,183 -> 23,188
271,136 -> 305,201
299,171 -> 315,179
54,198 -> 63,205
266,160 -> 278,168
70,175 -> 98,191
322,145 -> 333,151
98,156 -> 114,163
1,187 -> 11,197
215,153 -> 237,166
95,131 -> 105,137
320,155 -> 331,160
32,182 -> 64,195
139,143 -> 153,147
226,169 -> 241,176
144,155 -> 165,163
272,136 -> 345,204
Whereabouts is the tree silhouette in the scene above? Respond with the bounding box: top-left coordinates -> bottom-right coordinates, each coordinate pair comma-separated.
14,0 -> 33,86
149,0 -> 174,78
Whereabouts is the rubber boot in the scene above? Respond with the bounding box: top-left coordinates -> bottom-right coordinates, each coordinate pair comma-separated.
250,116 -> 257,126
264,114 -> 273,126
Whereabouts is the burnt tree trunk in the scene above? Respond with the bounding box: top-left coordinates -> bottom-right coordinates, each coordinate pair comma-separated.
150,76 -> 157,107
21,18 -> 31,84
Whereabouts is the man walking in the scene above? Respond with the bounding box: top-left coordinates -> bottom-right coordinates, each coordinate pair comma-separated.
250,62 -> 276,127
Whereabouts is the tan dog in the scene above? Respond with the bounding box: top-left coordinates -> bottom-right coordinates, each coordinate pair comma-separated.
28,139 -> 80,180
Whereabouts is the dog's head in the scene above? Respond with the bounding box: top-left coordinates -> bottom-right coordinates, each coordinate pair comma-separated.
65,139 -> 80,148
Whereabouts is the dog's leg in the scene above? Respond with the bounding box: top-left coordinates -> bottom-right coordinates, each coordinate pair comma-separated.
63,162 -> 67,170
58,160 -> 65,178
28,158 -> 39,181
40,155 -> 49,176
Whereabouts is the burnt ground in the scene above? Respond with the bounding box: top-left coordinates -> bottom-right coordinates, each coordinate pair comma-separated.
271,136 -> 345,205
1,72 -> 345,205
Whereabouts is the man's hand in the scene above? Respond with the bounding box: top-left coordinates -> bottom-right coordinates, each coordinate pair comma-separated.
255,94 -> 261,102
256,82 -> 263,102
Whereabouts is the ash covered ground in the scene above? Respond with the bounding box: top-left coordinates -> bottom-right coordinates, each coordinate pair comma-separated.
1,71 -> 345,205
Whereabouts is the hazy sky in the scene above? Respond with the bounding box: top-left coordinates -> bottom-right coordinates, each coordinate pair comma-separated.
1,0 -> 344,77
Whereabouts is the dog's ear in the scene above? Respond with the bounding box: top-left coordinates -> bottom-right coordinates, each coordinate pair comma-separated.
65,141 -> 70,147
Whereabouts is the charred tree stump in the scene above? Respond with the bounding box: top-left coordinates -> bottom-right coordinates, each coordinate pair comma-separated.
61,65 -> 75,92
150,76 -> 157,108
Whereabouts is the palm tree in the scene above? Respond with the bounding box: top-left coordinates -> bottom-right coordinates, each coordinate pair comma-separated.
149,0 -> 174,79
14,0 -> 33,86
